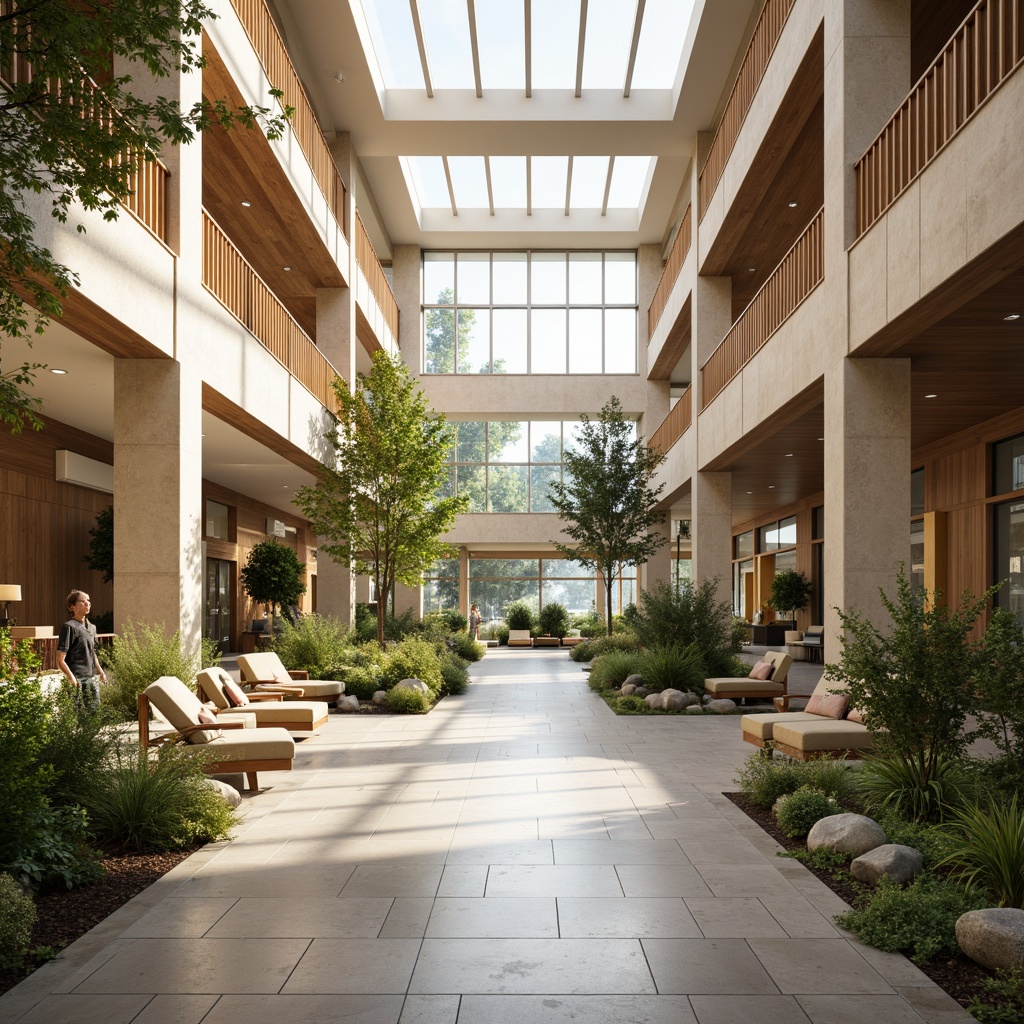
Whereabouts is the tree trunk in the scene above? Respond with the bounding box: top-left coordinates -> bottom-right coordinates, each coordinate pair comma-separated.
376,585 -> 389,649
605,577 -> 614,636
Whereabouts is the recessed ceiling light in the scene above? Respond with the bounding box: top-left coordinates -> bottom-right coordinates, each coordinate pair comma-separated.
282,266 -> 292,272
747,267 -> 756,273
1004,313 -> 1020,321
746,490 -> 753,494
818,437 -> 824,441
768,485 -> 775,489
925,393 -> 938,399
787,201 -> 798,208
785,453 -> 794,457
50,368 -> 68,375
241,200 -> 252,208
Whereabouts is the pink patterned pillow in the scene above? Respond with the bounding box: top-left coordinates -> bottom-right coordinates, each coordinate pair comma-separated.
806,693 -> 850,720
846,707 -> 867,724
191,706 -> 224,744
222,677 -> 249,707
748,661 -> 774,681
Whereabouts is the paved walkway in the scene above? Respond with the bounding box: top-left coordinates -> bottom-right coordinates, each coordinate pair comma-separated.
2,650 -> 966,1024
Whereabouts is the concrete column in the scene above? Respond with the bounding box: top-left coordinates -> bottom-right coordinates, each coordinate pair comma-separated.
822,0 -> 911,645
691,471 -> 733,596
393,245 -> 422,377
459,545 -> 470,615
393,581 -> 422,619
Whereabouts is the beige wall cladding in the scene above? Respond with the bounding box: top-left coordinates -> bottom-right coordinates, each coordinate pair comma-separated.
848,215 -> 888,346
885,180 -> 921,316
440,514 -> 572,547
647,246 -> 694,371
420,376 -> 650,418
653,425 -> 695,505
919,130 -> 969,296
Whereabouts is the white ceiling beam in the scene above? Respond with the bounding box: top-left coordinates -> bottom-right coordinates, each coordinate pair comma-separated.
442,156 -> 458,215
564,155 -> 573,216
466,0 -> 483,98
409,0 -> 434,98
575,0 -> 588,99
623,0 -> 645,98
601,155 -> 614,216
524,0 -> 532,98
484,155 -> 495,216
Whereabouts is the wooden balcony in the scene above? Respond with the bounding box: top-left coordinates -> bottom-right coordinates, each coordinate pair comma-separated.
698,0 -> 797,220
701,207 -> 823,410
647,204 -> 692,340
228,0 -> 348,237
855,0 -> 1024,238
649,387 -> 693,456
202,210 -> 339,413
356,214 -> 400,342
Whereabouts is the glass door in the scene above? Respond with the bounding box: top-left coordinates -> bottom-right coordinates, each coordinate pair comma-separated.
204,558 -> 232,653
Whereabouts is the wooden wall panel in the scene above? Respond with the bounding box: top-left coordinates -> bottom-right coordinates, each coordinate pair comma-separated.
928,447 -> 986,510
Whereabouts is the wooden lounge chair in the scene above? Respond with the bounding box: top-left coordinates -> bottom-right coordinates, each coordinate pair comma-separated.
196,667 -> 329,733
704,651 -> 793,703
507,629 -> 533,648
561,630 -> 586,648
741,677 -> 849,750
139,676 -> 295,792
236,652 -> 344,702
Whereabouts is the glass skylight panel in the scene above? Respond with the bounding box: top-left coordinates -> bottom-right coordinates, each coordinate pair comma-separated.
531,157 -> 569,209
630,0 -> 695,89
581,0 -> 634,90
570,156 -> 609,209
409,156 -> 451,208
489,157 -> 527,209
360,0 -> 425,89
607,156 -> 652,208
419,0 -> 475,89
448,156 -> 489,210
476,0 -> 525,89
531,0 -> 580,89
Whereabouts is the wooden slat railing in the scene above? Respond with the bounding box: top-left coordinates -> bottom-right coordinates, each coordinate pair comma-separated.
228,0 -> 348,237
649,387 -> 693,455
647,204 -> 692,340
701,207 -> 823,409
855,0 -> 1024,238
0,4 -> 170,243
355,213 -> 400,342
697,0 -> 797,220
202,210 -> 339,413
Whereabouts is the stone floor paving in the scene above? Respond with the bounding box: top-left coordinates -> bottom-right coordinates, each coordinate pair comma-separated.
0,649 -> 969,1023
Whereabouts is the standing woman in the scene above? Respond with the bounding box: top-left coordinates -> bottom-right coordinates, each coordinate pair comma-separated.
468,603 -> 481,641
56,590 -> 106,711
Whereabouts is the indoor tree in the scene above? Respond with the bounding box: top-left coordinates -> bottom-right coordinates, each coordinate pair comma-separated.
769,569 -> 812,622
548,396 -> 667,634
240,540 -> 306,628
0,0 -> 289,432
295,351 -> 468,648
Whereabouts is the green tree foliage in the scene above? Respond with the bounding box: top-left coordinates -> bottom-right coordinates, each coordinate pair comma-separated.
84,504 -> 114,583
240,540 -> 306,622
548,397 -> 666,634
295,352 -> 468,647
0,0 -> 289,432
538,601 -> 569,638
975,608 -> 1024,791
769,569 -> 811,619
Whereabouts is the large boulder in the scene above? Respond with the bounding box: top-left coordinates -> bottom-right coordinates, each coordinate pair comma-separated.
619,683 -> 637,696
684,705 -> 704,714
634,687 -> 650,698
336,695 -> 360,712
395,678 -> 430,693
372,690 -> 388,706
850,844 -> 923,885
623,674 -> 644,689
201,778 -> 242,808
662,689 -> 699,711
644,692 -> 664,710
706,698 -> 737,714
807,813 -> 886,857
957,909 -> 1024,971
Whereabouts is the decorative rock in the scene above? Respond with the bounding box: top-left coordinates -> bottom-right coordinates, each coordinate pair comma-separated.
201,778 -> 241,808
372,690 -> 388,705
684,704 -> 704,714
634,687 -> 650,698
620,683 -> 637,696
807,813 -> 886,857
661,689 -> 691,711
957,908 -> 1024,971
850,844 -> 924,886
706,698 -> 736,713
395,678 -> 429,693
336,695 -> 360,712
644,692 -> 664,710
623,674 -> 644,689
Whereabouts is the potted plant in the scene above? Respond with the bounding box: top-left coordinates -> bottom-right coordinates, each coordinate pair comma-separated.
769,570 -> 812,626
240,540 -> 307,633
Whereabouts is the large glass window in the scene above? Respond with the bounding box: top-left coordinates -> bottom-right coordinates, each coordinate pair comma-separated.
995,500 -> 1024,625
911,468 -> 925,516
423,558 -> 460,613
910,518 -> 925,598
995,433 -> 1024,494
205,500 -> 229,540
422,251 -> 638,374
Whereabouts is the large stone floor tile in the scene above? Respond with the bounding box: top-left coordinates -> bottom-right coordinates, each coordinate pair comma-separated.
9,993 -> 153,1024
641,938 -> 779,995
749,939 -> 895,995
119,898 -> 237,938
132,994 -> 221,1024
684,897 -> 788,938
281,938 -> 421,994
340,864 -> 444,898
551,839 -> 689,864
690,994 -> 812,1023
445,841 -> 554,864
797,994 -> 934,1023
201,993 -> 406,1024
205,896 -> 394,938
618,863 -> 713,897
398,994 -> 461,1023
409,938 -> 655,994
425,897 -> 558,937
457,994 -> 697,1023
557,897 -> 701,938
485,864 -> 623,897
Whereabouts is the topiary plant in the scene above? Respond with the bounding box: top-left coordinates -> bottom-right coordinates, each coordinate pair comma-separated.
775,786 -> 840,838
538,601 -> 570,638
240,540 -> 307,626
769,570 -> 812,621
385,685 -> 431,713
505,600 -> 535,631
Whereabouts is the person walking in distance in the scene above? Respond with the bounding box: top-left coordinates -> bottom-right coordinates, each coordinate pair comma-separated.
468,603 -> 481,641
56,590 -> 106,712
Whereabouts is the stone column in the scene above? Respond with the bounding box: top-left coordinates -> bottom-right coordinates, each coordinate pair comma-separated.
392,245 -> 422,377
459,545 -> 470,615
822,0 -> 911,644
640,520 -> 673,593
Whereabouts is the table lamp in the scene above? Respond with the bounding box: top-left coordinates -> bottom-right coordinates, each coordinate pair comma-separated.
0,584 -> 22,629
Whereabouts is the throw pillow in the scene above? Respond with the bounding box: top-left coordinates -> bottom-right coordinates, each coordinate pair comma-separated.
846,706 -> 867,724
222,676 -> 249,707
806,692 -> 850,720
190,706 -> 224,744
748,661 -> 774,681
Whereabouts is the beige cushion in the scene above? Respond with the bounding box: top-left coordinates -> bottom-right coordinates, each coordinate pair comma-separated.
748,661 -> 774,680
146,676 -> 209,733
704,678 -> 785,697
741,711 -> 824,742
805,692 -> 849,720
255,681 -> 342,700
228,700 -> 328,727
193,706 -> 224,743
763,651 -> 792,683
196,668 -> 250,709
772,719 -> 874,753
203,727 -> 295,761
238,653 -> 343,698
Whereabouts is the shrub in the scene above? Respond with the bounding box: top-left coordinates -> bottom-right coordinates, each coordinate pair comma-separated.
86,745 -> 238,852
0,874 -> 35,970
975,609 -> 1024,792
438,609 -> 468,633
378,636 -> 443,693
856,748 -> 973,824
937,796 -> 1024,909
102,621 -> 219,721
9,803 -> 103,890
538,602 -> 570,638
354,607 -> 419,644
570,631 -> 641,663
776,787 -> 840,838
492,622 -> 510,646
734,752 -> 808,809
451,631 -> 485,663
385,685 -> 430,713
588,650 -> 643,691
630,578 -> 740,677
837,872 -> 988,964
613,694 -> 649,714
570,611 -> 602,637
769,570 -> 812,620
968,968 -> 1024,1024
873,810 -> 949,869
828,565 -> 992,816
439,653 -> 470,696
341,665 -> 384,701
800,757 -> 859,805
272,614 -> 352,676
505,600 -> 535,631
636,644 -> 704,693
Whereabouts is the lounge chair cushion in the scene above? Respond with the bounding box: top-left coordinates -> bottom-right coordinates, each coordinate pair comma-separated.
772,719 -> 874,753
202,728 -> 295,760
237,653 -> 343,700
704,677 -> 785,697
741,711 -> 825,743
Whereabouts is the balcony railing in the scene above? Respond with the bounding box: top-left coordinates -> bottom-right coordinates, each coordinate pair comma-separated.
202,210 -> 339,413
647,204 -> 692,340
701,207 -> 823,409
228,0 -> 348,237
855,0 -> 1024,238
649,387 -> 693,456
698,0 -> 797,220
355,214 -> 400,342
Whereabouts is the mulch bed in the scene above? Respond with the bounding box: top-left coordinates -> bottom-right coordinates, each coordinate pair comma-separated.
0,849 -> 193,998
725,791 -> 997,1014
